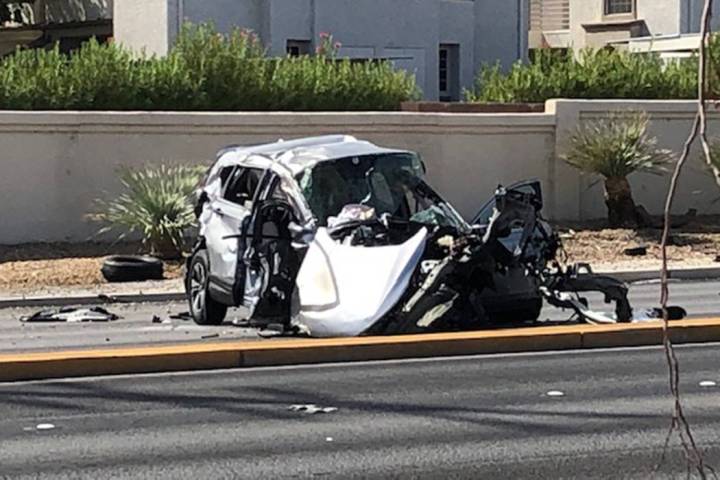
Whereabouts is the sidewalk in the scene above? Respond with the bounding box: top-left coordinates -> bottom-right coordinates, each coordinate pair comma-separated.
0,278 -> 185,307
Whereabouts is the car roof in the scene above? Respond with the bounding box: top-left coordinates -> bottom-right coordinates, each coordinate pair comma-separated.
213,135 -> 413,176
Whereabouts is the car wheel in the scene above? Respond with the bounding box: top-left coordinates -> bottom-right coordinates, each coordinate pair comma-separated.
187,250 -> 227,326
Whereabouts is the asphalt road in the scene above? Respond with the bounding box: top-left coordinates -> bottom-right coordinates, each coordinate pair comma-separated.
0,279 -> 719,353
0,344 -> 718,479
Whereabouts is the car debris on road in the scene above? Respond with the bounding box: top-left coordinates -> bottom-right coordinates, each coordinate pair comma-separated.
184,135 -> 686,337
20,307 -> 120,323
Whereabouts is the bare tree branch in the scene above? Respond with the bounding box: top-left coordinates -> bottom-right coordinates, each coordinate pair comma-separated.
658,0 -> 715,477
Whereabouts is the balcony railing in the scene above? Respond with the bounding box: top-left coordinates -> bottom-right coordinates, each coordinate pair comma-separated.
1,0 -> 110,27
530,0 -> 570,31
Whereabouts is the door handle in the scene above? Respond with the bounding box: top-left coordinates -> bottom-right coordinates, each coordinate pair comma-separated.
212,206 -> 225,217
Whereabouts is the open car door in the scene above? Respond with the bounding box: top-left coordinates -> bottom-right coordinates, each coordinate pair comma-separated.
202,166 -> 264,305
471,180 -> 544,257
241,172 -> 302,323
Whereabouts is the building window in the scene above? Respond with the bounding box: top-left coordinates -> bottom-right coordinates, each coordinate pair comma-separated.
439,48 -> 448,93
438,44 -> 459,102
605,0 -> 633,15
286,39 -> 311,57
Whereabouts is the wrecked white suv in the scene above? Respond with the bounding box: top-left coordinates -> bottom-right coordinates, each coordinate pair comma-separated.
186,135 -> 642,337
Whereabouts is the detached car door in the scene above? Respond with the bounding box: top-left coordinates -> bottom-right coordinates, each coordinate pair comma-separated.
203,165 -> 265,304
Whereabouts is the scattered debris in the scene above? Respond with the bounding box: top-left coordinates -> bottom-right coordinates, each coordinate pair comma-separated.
326,437 -> 334,442
151,315 -> 173,325
633,306 -> 687,322
623,246 -> 648,257
35,423 -> 55,430
169,311 -> 193,321
699,381 -> 717,387
20,307 -> 120,323
546,391 -> 565,397
231,318 -> 251,328
258,323 -> 296,338
98,293 -> 120,303
289,404 -> 338,414
201,333 -> 220,339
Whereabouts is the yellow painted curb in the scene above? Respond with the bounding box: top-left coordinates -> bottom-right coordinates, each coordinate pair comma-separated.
0,318 -> 718,382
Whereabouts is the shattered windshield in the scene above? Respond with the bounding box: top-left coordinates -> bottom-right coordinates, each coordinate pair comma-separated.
297,153 -> 467,230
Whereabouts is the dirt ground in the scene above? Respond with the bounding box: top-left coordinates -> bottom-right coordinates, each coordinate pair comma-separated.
1,217 -> 719,295
0,242 -> 184,294
557,216 -> 720,271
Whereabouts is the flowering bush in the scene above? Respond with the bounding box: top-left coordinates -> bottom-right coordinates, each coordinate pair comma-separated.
0,23 -> 418,111
316,32 -> 342,58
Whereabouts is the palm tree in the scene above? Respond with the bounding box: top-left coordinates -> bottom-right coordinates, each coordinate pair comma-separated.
562,111 -> 674,227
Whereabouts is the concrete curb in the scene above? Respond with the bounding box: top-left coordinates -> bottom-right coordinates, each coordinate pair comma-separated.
2,267 -> 719,309
1,318 -> 719,383
603,267 -> 720,283
0,293 -> 186,309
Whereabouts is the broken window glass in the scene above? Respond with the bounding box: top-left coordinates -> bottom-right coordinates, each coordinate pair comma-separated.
297,153 -> 466,230
224,167 -> 264,207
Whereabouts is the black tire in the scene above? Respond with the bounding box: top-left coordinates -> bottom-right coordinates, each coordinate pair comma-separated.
186,249 -> 227,326
514,297 -> 544,322
489,297 -> 544,323
101,255 -> 164,283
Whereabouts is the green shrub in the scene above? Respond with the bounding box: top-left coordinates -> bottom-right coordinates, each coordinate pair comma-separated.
0,23 -> 418,111
466,45 -> 704,103
89,165 -> 206,259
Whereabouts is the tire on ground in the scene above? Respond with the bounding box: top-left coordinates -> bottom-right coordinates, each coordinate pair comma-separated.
101,255 -> 164,283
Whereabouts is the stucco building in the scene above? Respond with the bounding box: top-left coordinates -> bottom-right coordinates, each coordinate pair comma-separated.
114,0 -> 530,101
530,0 -> 719,57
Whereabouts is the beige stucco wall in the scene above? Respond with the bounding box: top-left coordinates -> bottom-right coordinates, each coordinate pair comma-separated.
0,111 -> 555,244
567,0 -> 682,50
112,0 -> 174,56
549,100 -> 720,221
568,0 -> 603,48
0,101 -> 719,244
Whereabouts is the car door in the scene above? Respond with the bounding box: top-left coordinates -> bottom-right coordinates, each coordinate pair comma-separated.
471,179 -> 543,254
471,180 -> 545,317
242,172 -> 302,319
204,165 -> 265,304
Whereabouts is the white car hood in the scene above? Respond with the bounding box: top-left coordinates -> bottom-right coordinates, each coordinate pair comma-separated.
292,227 -> 428,337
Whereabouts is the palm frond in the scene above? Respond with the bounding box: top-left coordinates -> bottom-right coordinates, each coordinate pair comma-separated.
90,164 -> 205,255
561,110 -> 675,179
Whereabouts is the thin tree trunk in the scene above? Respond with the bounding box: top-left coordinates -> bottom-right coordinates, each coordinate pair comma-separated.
604,176 -> 638,227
